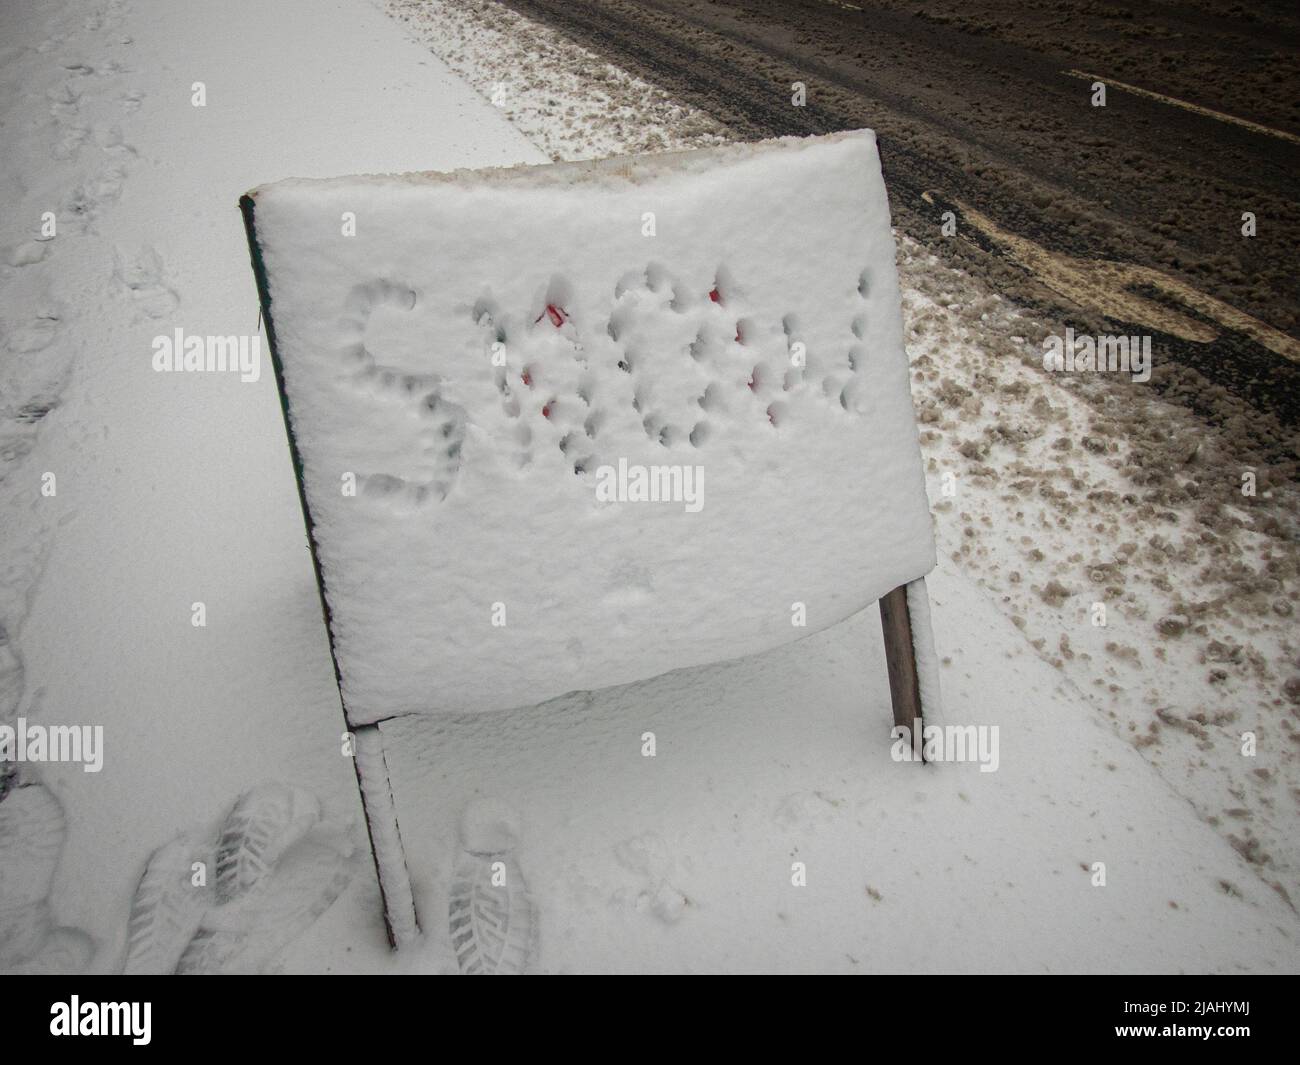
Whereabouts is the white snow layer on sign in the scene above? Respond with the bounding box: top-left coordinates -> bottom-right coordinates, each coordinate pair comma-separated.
247,131 -> 936,724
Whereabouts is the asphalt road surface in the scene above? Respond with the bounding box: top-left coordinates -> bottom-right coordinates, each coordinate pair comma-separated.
500,0 -> 1300,450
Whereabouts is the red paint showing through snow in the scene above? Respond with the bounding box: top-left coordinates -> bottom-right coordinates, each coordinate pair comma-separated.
535,304 -> 567,327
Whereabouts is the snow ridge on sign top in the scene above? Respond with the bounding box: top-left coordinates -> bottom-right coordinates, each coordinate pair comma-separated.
246,130 -> 936,725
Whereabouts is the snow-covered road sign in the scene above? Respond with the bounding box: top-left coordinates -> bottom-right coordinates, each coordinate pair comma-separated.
242,130 -> 940,946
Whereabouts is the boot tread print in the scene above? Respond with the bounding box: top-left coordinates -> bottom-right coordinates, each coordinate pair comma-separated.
177,839 -> 356,974
448,798 -> 536,975
124,783 -> 352,974
214,783 -> 321,903
122,831 -> 214,975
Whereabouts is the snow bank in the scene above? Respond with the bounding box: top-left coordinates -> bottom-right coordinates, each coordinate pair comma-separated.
247,131 -> 937,724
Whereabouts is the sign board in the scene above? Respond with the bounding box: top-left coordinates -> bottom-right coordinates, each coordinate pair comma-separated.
243,131 -> 940,944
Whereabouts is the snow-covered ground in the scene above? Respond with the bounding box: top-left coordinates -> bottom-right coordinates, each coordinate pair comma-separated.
1,0 -> 543,973
390,0 -> 1300,920
0,0 -> 1296,974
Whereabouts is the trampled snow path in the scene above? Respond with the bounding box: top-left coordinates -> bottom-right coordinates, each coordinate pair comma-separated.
386,0 -> 1300,919
1,0 -> 543,972
0,0 -> 1295,974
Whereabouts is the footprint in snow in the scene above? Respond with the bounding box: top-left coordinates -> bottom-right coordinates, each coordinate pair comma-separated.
5,241 -> 50,268
612,831 -> 689,925
5,303 -> 62,354
0,782 -> 94,974
123,782 -> 357,974
448,798 -> 536,975
113,245 -> 179,321
1,622 -> 23,724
